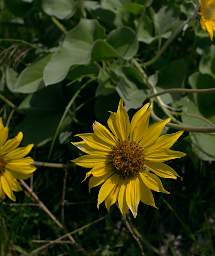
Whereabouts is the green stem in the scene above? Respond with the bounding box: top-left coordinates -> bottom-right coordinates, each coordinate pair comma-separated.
151,110 -> 215,133
51,17 -> 67,34
0,38 -> 37,49
0,94 -> 16,109
147,87 -> 215,99
48,79 -> 93,159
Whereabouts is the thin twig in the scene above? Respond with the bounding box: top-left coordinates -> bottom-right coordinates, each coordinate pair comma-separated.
133,59 -> 180,123
34,161 -> 69,169
20,181 -> 89,256
124,216 -> 160,255
147,87 -> 215,99
61,167 -> 68,224
32,240 -> 72,244
124,217 -> 145,256
132,59 -> 215,133
151,111 -> 215,133
30,216 -> 106,255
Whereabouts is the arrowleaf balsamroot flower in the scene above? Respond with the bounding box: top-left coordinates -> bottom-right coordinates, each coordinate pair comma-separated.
72,100 -> 185,217
199,0 -> 215,39
0,118 -> 36,201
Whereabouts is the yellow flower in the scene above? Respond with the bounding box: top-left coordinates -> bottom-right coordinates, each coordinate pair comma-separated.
0,118 -> 36,201
72,100 -> 185,217
199,0 -> 215,39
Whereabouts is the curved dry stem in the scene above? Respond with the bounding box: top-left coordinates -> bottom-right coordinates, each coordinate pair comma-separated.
151,110 -> 215,133
21,181 -> 90,256
147,88 -> 215,99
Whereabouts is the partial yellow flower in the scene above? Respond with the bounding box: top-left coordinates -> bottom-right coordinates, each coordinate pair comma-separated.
0,118 -> 36,201
72,100 -> 185,217
199,0 -> 215,39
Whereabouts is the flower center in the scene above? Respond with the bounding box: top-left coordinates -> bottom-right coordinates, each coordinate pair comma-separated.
0,158 -> 6,175
111,141 -> 144,179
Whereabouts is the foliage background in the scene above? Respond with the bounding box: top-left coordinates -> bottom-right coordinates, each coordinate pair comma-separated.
0,0 -> 215,255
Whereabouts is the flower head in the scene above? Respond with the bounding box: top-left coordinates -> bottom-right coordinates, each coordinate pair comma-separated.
0,118 -> 36,201
72,100 -> 185,217
199,0 -> 215,39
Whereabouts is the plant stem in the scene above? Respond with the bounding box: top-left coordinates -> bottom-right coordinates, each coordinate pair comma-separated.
21,181 -> 89,256
48,79 -> 93,159
34,161 -> 69,169
0,94 -> 16,109
51,17 -> 67,34
0,38 -> 37,49
147,87 -> 215,99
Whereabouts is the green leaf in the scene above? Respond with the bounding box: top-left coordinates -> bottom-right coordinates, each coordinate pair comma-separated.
6,55 -> 51,94
121,3 -> 145,15
43,19 -> 105,85
189,72 -> 215,118
96,67 -> 116,97
17,84 -> 70,145
67,64 -> 99,83
153,7 -> 181,38
91,39 -> 119,61
42,0 -> 77,19
137,15 -> 154,44
199,45 -> 215,78
116,78 -> 146,110
114,66 -> 146,110
182,98 -> 215,161
107,27 -> 138,59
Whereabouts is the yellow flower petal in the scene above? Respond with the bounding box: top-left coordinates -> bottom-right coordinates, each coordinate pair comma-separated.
75,133 -> 113,151
91,163 -> 112,177
6,157 -> 36,180
108,99 -> 131,142
126,177 -> 140,218
116,99 -> 130,141
73,154 -> 110,168
0,132 -> 23,156
71,141 -> 93,154
0,122 -> 8,145
97,174 -> 118,208
118,181 -> 129,216
105,185 -> 120,210
1,175 -> 16,201
145,161 -> 180,179
93,121 -> 117,146
141,118 -> 171,148
130,103 -> 151,141
0,182 -> 5,200
107,112 -> 121,139
145,131 -> 183,153
138,176 -> 156,208
89,173 -> 111,191
4,171 -> 22,192
145,149 -> 186,162
4,144 -> 34,161
140,172 -> 169,194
